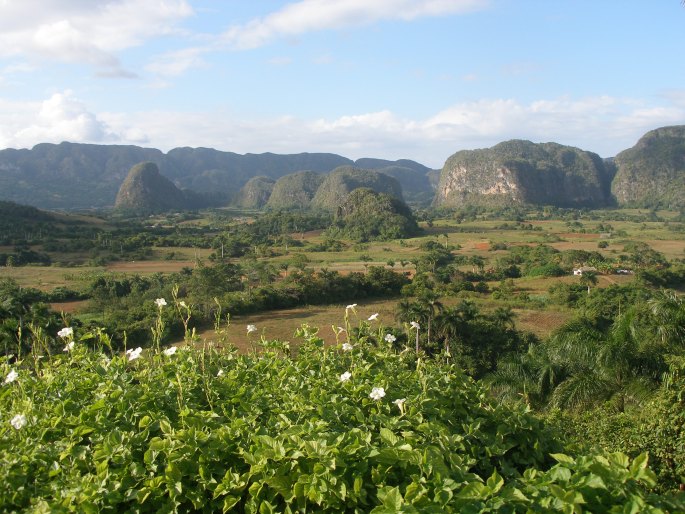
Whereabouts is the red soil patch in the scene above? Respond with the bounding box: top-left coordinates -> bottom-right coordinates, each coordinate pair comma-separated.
106,260 -> 197,273
474,242 -> 490,250
557,233 -> 600,239
51,300 -> 89,314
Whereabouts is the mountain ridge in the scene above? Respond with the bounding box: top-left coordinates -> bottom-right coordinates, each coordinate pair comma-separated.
1,124 -> 684,211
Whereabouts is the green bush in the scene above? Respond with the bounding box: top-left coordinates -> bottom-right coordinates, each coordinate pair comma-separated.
1,321 -> 683,512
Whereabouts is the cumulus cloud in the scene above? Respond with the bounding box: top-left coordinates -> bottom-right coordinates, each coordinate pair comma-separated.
0,91 -> 120,148
3,92 -> 683,166
97,94 -> 685,166
221,0 -> 488,49
0,0 -> 193,75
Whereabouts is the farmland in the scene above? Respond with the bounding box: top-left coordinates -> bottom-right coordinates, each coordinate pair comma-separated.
2,204 -> 685,511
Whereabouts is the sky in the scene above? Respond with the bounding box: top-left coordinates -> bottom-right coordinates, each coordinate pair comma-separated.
0,0 -> 683,168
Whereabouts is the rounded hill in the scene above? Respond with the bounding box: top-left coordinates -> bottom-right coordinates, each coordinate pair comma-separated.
612,125 -> 685,209
235,176 -> 275,209
310,166 -> 404,212
114,162 -> 189,214
266,171 -> 324,210
329,188 -> 420,241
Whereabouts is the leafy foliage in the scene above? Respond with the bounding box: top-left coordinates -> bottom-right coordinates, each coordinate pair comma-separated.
1,321 -> 682,512
327,188 -> 421,242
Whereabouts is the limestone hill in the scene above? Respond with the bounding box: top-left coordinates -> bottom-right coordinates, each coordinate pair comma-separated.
612,125 -> 685,209
433,140 -> 613,208
311,166 -> 404,212
235,176 -> 275,209
114,162 -> 200,214
266,171 -> 324,210
330,188 -> 421,241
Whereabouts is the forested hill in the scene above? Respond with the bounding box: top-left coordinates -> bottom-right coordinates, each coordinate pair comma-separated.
0,142 -> 433,210
612,125 -> 685,210
1,124 -> 683,211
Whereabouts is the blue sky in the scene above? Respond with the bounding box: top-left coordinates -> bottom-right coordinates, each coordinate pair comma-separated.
0,0 -> 683,168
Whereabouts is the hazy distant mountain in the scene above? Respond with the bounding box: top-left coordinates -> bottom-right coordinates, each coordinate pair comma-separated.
0,143 -> 354,210
2,125 -> 683,211
164,148 -> 352,196
433,140 -> 614,208
311,166 -> 404,212
611,125 -> 685,209
0,142 -> 167,209
354,158 -> 435,204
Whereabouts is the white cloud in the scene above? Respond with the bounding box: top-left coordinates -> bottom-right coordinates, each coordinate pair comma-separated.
146,47 -> 207,77
221,0 -> 488,50
98,94 -> 683,166
0,0 -> 193,74
2,92 -> 683,167
0,91 -> 120,148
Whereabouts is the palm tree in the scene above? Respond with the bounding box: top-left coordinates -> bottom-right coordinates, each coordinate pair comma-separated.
434,306 -> 465,358
490,306 -> 516,330
579,270 -> 598,294
418,291 -> 443,347
647,290 -> 685,349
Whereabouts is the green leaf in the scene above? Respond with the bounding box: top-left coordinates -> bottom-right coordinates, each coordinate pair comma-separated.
138,415 -> 153,429
550,453 -> 576,465
380,427 -> 400,446
629,453 -> 649,476
607,452 -> 630,469
486,470 -> 504,493
223,496 -> 240,513
456,481 -> 487,500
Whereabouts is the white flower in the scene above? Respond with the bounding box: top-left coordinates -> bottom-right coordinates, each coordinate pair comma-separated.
369,387 -> 386,401
126,347 -> 143,361
342,343 -> 353,352
57,327 -> 73,339
410,321 -> 420,330
217,369 -> 225,377
384,333 -> 397,343
163,346 -> 177,356
368,313 -> 379,321
4,369 -> 18,384
346,303 -> 357,311
63,341 -> 75,352
10,414 -> 26,430
246,324 -> 257,334
333,326 -> 346,335
393,398 -> 406,408
155,298 -> 167,308
339,371 -> 352,382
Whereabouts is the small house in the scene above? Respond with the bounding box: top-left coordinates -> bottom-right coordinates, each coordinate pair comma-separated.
573,266 -> 597,276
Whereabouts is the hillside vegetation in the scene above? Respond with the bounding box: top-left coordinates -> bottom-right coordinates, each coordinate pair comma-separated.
1,125 -> 684,211
235,176 -> 275,209
114,162 -> 206,214
311,166 -> 404,212
612,125 -> 685,209
266,171 -> 324,210
329,188 -> 421,241
434,140 -> 613,208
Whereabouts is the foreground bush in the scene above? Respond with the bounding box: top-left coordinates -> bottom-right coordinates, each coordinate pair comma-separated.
1,325 -> 683,512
